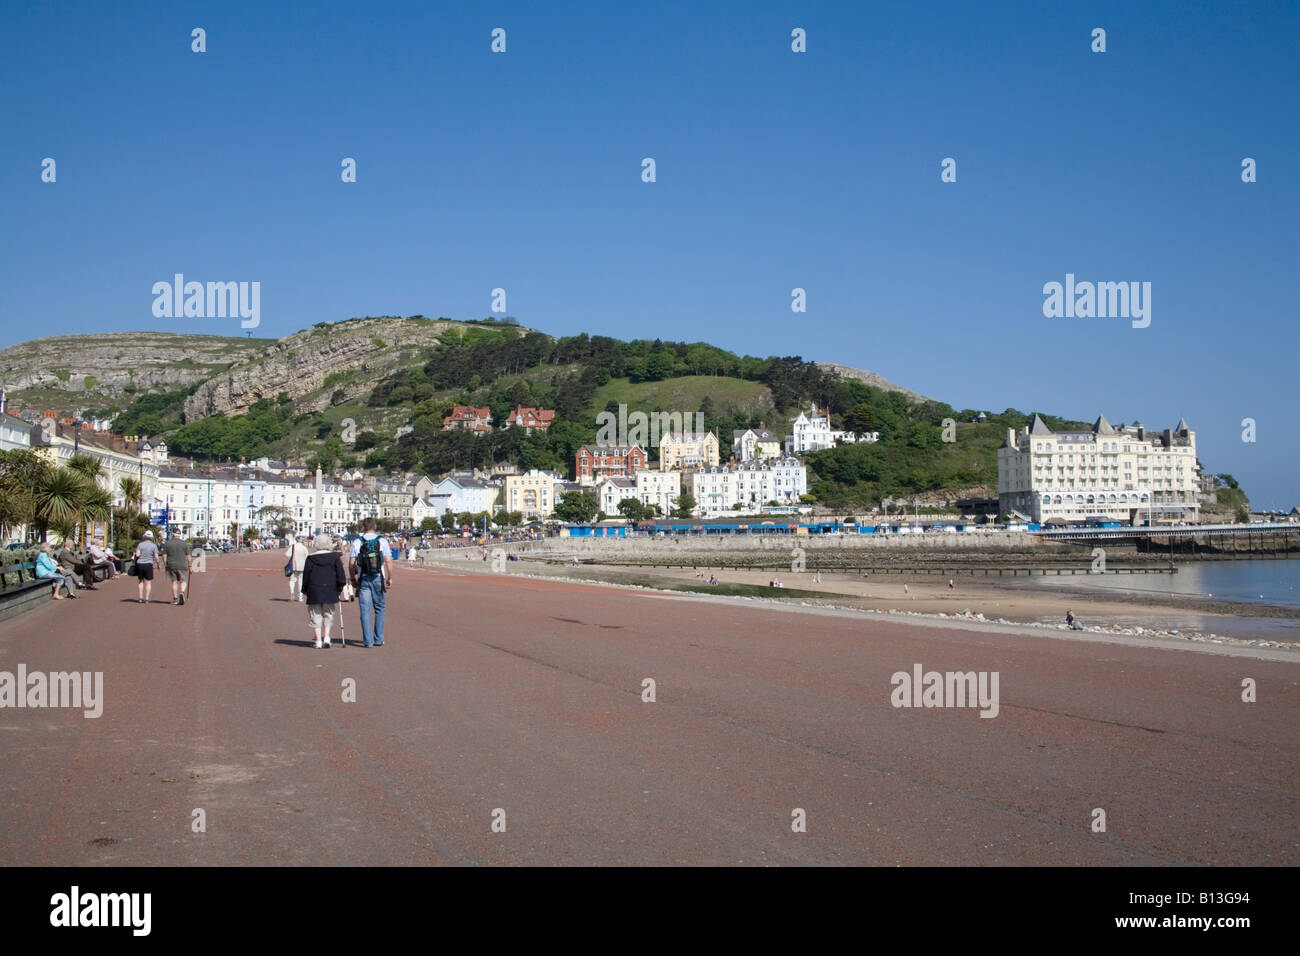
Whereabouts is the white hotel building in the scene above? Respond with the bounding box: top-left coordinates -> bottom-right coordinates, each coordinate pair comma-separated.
158,470 -> 353,539
997,414 -> 1201,525
596,471 -> 683,517
157,470 -> 259,539
691,458 -> 808,517
635,470 -> 680,515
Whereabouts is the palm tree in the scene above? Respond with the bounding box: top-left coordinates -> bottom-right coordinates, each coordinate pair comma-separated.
33,468 -> 91,542
49,516 -> 77,543
118,476 -> 143,515
67,453 -> 104,483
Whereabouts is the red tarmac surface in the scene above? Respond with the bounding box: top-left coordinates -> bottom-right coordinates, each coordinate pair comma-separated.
1,551 -> 1297,866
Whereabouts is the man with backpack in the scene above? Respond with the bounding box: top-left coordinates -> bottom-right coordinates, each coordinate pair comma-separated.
349,517 -> 393,647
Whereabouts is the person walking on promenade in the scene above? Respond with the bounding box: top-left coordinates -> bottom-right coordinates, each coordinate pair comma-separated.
133,530 -> 159,604
286,534 -> 309,602
302,534 -> 346,648
161,533 -> 191,606
35,543 -> 76,600
349,517 -> 392,647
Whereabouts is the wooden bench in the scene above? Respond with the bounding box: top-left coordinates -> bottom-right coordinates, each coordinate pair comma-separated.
0,561 -> 57,622
0,561 -> 42,590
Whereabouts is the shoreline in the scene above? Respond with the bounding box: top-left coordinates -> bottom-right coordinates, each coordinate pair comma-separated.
418,554 -> 1300,655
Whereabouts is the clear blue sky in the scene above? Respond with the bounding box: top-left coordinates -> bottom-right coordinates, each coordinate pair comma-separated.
1,1 -> 1296,506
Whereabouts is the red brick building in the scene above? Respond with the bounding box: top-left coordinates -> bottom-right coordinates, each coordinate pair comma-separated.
442,405 -> 493,433
502,406 -> 555,434
575,444 -> 647,485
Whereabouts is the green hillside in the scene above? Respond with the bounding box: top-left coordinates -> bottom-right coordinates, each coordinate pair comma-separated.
591,376 -> 774,421
6,318 -> 1109,510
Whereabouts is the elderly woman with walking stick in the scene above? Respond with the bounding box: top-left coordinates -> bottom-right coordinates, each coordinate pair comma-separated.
301,534 -> 347,649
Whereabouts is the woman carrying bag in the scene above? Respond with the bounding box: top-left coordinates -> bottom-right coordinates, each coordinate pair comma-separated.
301,534 -> 347,649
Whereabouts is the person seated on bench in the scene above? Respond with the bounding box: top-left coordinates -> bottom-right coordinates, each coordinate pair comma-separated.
57,541 -> 94,590
85,540 -> 117,579
35,543 -> 76,600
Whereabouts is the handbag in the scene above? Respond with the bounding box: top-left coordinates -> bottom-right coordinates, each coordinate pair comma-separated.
284,559 -> 294,577
126,561 -> 138,577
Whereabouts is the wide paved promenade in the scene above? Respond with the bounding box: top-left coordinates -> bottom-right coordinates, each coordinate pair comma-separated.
1,551 -> 1295,865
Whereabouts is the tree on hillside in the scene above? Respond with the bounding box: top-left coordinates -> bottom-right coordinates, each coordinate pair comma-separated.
844,403 -> 878,434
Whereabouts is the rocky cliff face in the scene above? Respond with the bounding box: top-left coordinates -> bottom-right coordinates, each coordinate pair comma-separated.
180,317 -> 481,420
0,332 -> 268,400
0,318 -> 527,421
817,362 -> 934,404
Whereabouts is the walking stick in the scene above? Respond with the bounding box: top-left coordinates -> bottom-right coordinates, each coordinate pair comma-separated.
336,601 -> 345,648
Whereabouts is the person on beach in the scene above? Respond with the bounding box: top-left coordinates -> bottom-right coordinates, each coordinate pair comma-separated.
349,516 -> 393,647
35,543 -> 76,599
302,534 -> 347,648
161,533 -> 191,605
948,579 -> 954,589
133,530 -> 158,604
286,534 -> 308,602
1066,609 -> 1082,630
903,583 -> 909,595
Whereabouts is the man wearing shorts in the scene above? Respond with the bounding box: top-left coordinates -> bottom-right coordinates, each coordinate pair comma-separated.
133,530 -> 159,604
161,533 -> 191,606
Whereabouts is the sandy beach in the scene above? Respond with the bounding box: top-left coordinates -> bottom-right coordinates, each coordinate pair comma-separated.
498,558 -> 1300,647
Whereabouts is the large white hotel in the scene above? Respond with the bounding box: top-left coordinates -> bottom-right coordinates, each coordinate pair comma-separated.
998,414 -> 1201,525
